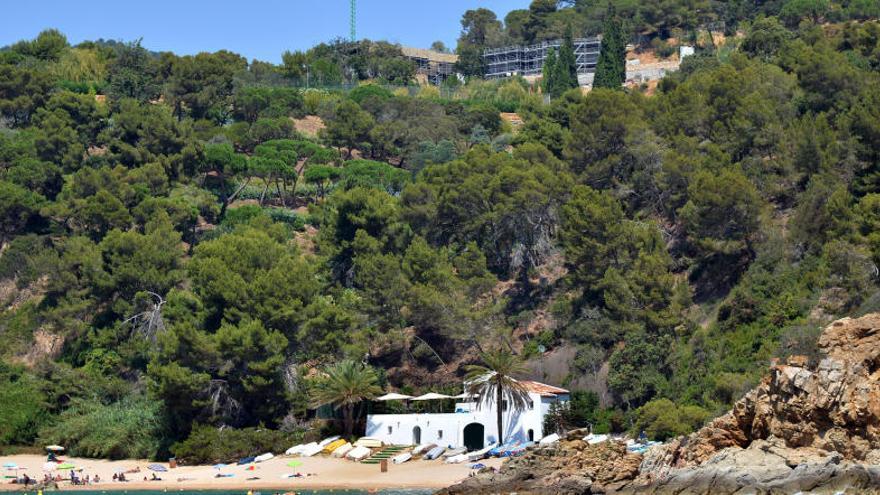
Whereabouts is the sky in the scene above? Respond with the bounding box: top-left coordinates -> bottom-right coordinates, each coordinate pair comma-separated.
0,0 -> 526,63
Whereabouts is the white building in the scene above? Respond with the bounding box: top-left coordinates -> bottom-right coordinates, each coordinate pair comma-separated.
365,381 -> 569,450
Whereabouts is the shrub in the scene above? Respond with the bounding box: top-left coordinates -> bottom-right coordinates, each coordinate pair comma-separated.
631,398 -> 711,441
0,369 -> 48,445
172,424 -> 304,464
38,396 -> 165,459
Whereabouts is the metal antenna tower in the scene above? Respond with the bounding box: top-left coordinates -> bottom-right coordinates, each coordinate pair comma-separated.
350,0 -> 356,41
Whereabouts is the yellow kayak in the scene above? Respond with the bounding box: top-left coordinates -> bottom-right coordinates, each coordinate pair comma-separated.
323,438 -> 348,454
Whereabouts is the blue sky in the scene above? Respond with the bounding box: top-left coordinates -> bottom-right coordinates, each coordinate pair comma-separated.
1,1 -> 525,63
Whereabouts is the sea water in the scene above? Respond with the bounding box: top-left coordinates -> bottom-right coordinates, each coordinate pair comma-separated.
18,491 -> 432,495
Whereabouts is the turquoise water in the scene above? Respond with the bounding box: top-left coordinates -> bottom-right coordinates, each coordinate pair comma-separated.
19,491 -> 431,495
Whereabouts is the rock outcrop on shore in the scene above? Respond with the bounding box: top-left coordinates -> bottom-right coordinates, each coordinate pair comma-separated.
440,314 -> 880,494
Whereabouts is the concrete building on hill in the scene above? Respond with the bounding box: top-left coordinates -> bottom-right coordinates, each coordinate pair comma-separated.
365,380 -> 569,449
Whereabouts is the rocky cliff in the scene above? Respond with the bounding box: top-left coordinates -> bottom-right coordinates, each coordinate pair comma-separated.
440,314 -> 880,494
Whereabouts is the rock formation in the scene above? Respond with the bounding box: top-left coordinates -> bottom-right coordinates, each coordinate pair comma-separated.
439,434 -> 642,495
440,314 -> 880,494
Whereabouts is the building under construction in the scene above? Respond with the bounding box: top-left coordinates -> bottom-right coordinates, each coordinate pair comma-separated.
483,37 -> 601,80
401,47 -> 458,85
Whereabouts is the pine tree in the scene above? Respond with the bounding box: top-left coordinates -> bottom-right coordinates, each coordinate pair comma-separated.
593,5 -> 626,90
542,47 -> 558,97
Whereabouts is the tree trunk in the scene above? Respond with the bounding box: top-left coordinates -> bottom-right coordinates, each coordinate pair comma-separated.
259,176 -> 271,206
344,404 -> 354,437
496,382 -> 504,445
275,180 -> 286,208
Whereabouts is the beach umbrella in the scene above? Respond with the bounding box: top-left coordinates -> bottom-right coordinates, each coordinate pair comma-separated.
42,462 -> 57,472
57,463 -> 75,470
212,464 -> 227,470
375,392 -> 414,401
286,460 -> 303,468
147,463 -> 168,472
45,445 -> 65,451
411,392 -> 453,401
3,463 -> 16,469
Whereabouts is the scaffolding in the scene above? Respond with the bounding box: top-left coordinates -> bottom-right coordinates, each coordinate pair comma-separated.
401,47 -> 459,85
483,37 -> 601,80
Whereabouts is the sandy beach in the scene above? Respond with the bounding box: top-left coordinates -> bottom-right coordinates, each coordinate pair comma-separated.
0,454 -> 505,491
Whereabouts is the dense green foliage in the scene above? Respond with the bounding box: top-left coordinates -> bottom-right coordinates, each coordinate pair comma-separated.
2,1 -> 880,457
171,425 -> 303,465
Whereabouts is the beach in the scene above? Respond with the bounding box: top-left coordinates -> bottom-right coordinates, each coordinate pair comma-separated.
0,454 -> 505,492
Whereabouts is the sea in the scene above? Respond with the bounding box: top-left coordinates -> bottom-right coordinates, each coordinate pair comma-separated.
17,491 -> 432,495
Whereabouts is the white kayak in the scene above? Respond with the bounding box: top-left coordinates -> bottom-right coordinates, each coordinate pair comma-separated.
299,443 -> 323,457
445,453 -> 469,464
539,433 -> 560,444
285,444 -> 305,456
467,444 -> 497,461
331,443 -> 353,458
346,446 -> 371,461
318,436 -> 341,447
442,447 -> 467,458
354,437 -> 383,448
391,452 -> 412,464
412,443 -> 435,455
585,434 -> 609,445
254,452 -> 274,462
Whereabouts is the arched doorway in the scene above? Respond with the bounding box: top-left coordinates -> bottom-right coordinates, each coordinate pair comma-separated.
463,423 -> 485,451
412,426 -> 421,445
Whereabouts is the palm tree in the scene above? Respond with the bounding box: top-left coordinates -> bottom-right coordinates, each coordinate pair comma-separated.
465,349 -> 531,445
312,359 -> 382,437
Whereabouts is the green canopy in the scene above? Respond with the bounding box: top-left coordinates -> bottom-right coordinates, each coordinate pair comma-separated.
57,463 -> 75,470
286,460 -> 303,468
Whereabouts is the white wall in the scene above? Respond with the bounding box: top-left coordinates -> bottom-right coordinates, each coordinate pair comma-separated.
366,392 -> 568,448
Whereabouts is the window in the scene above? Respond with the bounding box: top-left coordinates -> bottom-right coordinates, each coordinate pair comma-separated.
501,399 -> 508,411
528,429 -> 534,442
438,430 -> 443,439
387,426 -> 393,434
529,399 -> 535,410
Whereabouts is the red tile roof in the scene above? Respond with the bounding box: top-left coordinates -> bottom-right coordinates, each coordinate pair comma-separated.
520,381 -> 570,396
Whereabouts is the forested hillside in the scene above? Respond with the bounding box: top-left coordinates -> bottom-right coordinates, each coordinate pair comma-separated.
2,0 -> 880,462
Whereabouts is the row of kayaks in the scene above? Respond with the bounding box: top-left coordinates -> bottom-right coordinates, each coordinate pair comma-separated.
285,436 -> 383,460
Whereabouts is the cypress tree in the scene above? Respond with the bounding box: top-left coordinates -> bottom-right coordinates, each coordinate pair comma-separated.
593,5 -> 626,89
542,47 -> 558,97
558,26 -> 579,90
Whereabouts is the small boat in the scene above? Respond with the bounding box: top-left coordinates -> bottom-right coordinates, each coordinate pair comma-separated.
466,444 -> 497,461
318,436 -> 341,447
539,433 -> 560,444
299,443 -> 323,457
284,444 -> 305,456
391,452 -> 412,464
445,453 -> 469,464
585,434 -> 609,445
237,456 -> 255,465
323,439 -> 348,453
411,443 -> 435,456
331,443 -> 353,458
442,447 -> 467,458
254,453 -> 274,462
423,446 -> 446,460
346,446 -> 371,461
354,437 -> 383,448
